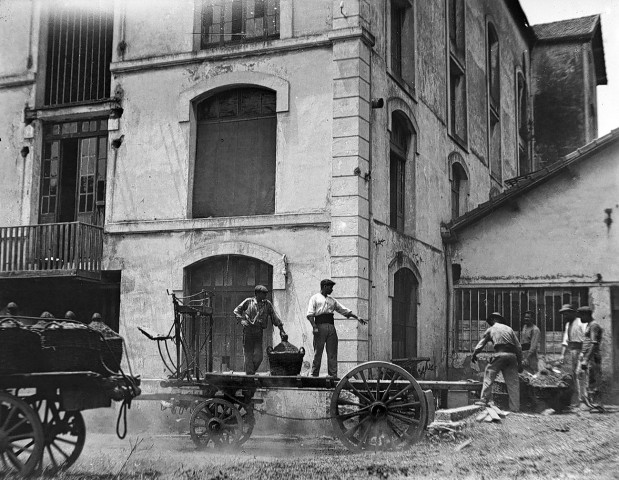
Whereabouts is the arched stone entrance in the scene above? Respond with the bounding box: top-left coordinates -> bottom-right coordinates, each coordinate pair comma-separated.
186,255 -> 273,372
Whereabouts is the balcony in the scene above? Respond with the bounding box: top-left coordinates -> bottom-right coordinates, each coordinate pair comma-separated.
0,222 -> 103,279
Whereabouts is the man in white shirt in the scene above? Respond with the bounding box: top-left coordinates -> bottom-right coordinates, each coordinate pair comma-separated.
306,279 -> 366,377
559,304 -> 586,407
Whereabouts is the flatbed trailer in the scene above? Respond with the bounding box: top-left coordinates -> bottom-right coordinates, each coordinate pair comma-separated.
156,361 -> 453,452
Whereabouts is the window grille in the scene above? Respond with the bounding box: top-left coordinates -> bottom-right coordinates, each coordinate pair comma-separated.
44,1 -> 113,106
455,287 -> 589,355
199,0 -> 279,49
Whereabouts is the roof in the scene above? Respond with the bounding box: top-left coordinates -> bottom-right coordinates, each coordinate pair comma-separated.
532,15 -> 600,41
441,128 -> 619,242
532,15 -> 607,85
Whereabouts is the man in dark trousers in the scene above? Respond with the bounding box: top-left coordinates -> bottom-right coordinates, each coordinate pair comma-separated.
578,306 -> 603,407
306,279 -> 366,377
521,310 -> 541,373
472,312 -> 523,411
234,285 -> 285,375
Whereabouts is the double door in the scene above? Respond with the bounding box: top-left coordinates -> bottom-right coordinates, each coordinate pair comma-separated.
187,255 -> 273,372
39,120 -> 108,226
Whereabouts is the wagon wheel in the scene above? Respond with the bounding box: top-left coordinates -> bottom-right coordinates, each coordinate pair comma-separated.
0,391 -> 44,476
190,398 -> 244,449
28,397 -> 86,474
235,402 -> 255,446
330,361 -> 428,451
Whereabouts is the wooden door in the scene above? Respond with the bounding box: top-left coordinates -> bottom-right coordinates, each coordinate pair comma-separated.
187,255 -> 273,372
392,268 -> 418,359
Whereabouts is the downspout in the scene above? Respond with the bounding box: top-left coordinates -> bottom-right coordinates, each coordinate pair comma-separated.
443,240 -> 453,379
367,43 -> 373,361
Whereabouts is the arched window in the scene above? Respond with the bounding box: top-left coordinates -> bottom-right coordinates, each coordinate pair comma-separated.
193,87 -> 276,218
186,255 -> 273,372
390,111 -> 413,232
451,162 -> 468,219
486,23 -> 501,182
392,268 -> 418,359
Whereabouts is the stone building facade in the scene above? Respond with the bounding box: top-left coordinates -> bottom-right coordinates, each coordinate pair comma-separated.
0,0 -> 608,382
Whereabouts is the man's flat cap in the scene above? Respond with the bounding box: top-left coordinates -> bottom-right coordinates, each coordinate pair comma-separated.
254,285 -> 269,293
320,279 -> 336,287
576,305 -> 592,314
488,312 -> 504,320
559,304 -> 576,313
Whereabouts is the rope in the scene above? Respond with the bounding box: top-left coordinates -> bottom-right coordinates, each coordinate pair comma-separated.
116,398 -> 130,439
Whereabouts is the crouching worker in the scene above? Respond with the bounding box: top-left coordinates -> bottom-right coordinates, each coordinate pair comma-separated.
234,285 -> 286,375
472,312 -> 523,412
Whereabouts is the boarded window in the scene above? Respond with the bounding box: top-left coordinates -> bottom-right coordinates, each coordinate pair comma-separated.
193,88 -> 276,218
389,112 -> 410,232
517,72 -> 530,175
392,268 -> 418,359
451,162 -> 468,219
44,1 -> 113,106
487,23 -> 501,181
448,0 -> 467,144
390,0 -> 415,88
199,0 -> 279,49
455,287 -> 588,355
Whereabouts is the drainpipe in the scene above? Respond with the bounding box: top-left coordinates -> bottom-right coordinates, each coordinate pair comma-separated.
367,45 -> 373,362
443,240 -> 453,379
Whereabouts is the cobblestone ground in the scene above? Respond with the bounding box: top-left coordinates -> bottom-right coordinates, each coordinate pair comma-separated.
37,409 -> 619,480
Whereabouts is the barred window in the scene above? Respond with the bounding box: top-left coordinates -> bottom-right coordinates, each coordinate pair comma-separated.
455,287 -> 589,355
199,0 -> 279,49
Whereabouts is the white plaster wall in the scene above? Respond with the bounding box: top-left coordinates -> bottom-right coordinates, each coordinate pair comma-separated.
110,48 -> 333,222
0,0 -> 33,76
452,142 -> 619,282
0,87 -> 34,225
107,227 -> 331,377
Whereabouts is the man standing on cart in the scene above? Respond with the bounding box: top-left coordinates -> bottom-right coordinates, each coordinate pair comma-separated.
307,279 -> 366,378
234,285 -> 286,375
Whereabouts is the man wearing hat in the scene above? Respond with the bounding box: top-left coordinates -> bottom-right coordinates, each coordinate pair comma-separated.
577,306 -> 603,406
234,285 -> 286,375
472,312 -> 523,411
520,311 -> 541,373
559,304 -> 586,407
307,279 -> 366,377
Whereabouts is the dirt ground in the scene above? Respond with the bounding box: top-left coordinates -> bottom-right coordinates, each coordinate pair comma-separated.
32,409 -> 619,480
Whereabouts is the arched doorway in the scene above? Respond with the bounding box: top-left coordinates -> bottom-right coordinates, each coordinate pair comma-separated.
392,268 -> 419,359
186,255 -> 273,372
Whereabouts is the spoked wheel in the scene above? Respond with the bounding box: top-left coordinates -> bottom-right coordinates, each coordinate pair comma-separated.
235,403 -> 255,446
190,398 -> 244,449
330,361 -> 428,451
0,391 -> 44,476
28,397 -> 86,474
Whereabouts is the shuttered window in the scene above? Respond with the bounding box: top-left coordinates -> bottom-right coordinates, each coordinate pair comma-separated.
199,0 -> 279,49
193,88 -> 276,218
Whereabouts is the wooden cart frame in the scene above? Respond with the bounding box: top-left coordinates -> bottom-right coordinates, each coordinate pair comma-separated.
0,371 -> 140,476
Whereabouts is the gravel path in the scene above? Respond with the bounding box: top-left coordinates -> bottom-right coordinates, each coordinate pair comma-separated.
49,409 -> 619,480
